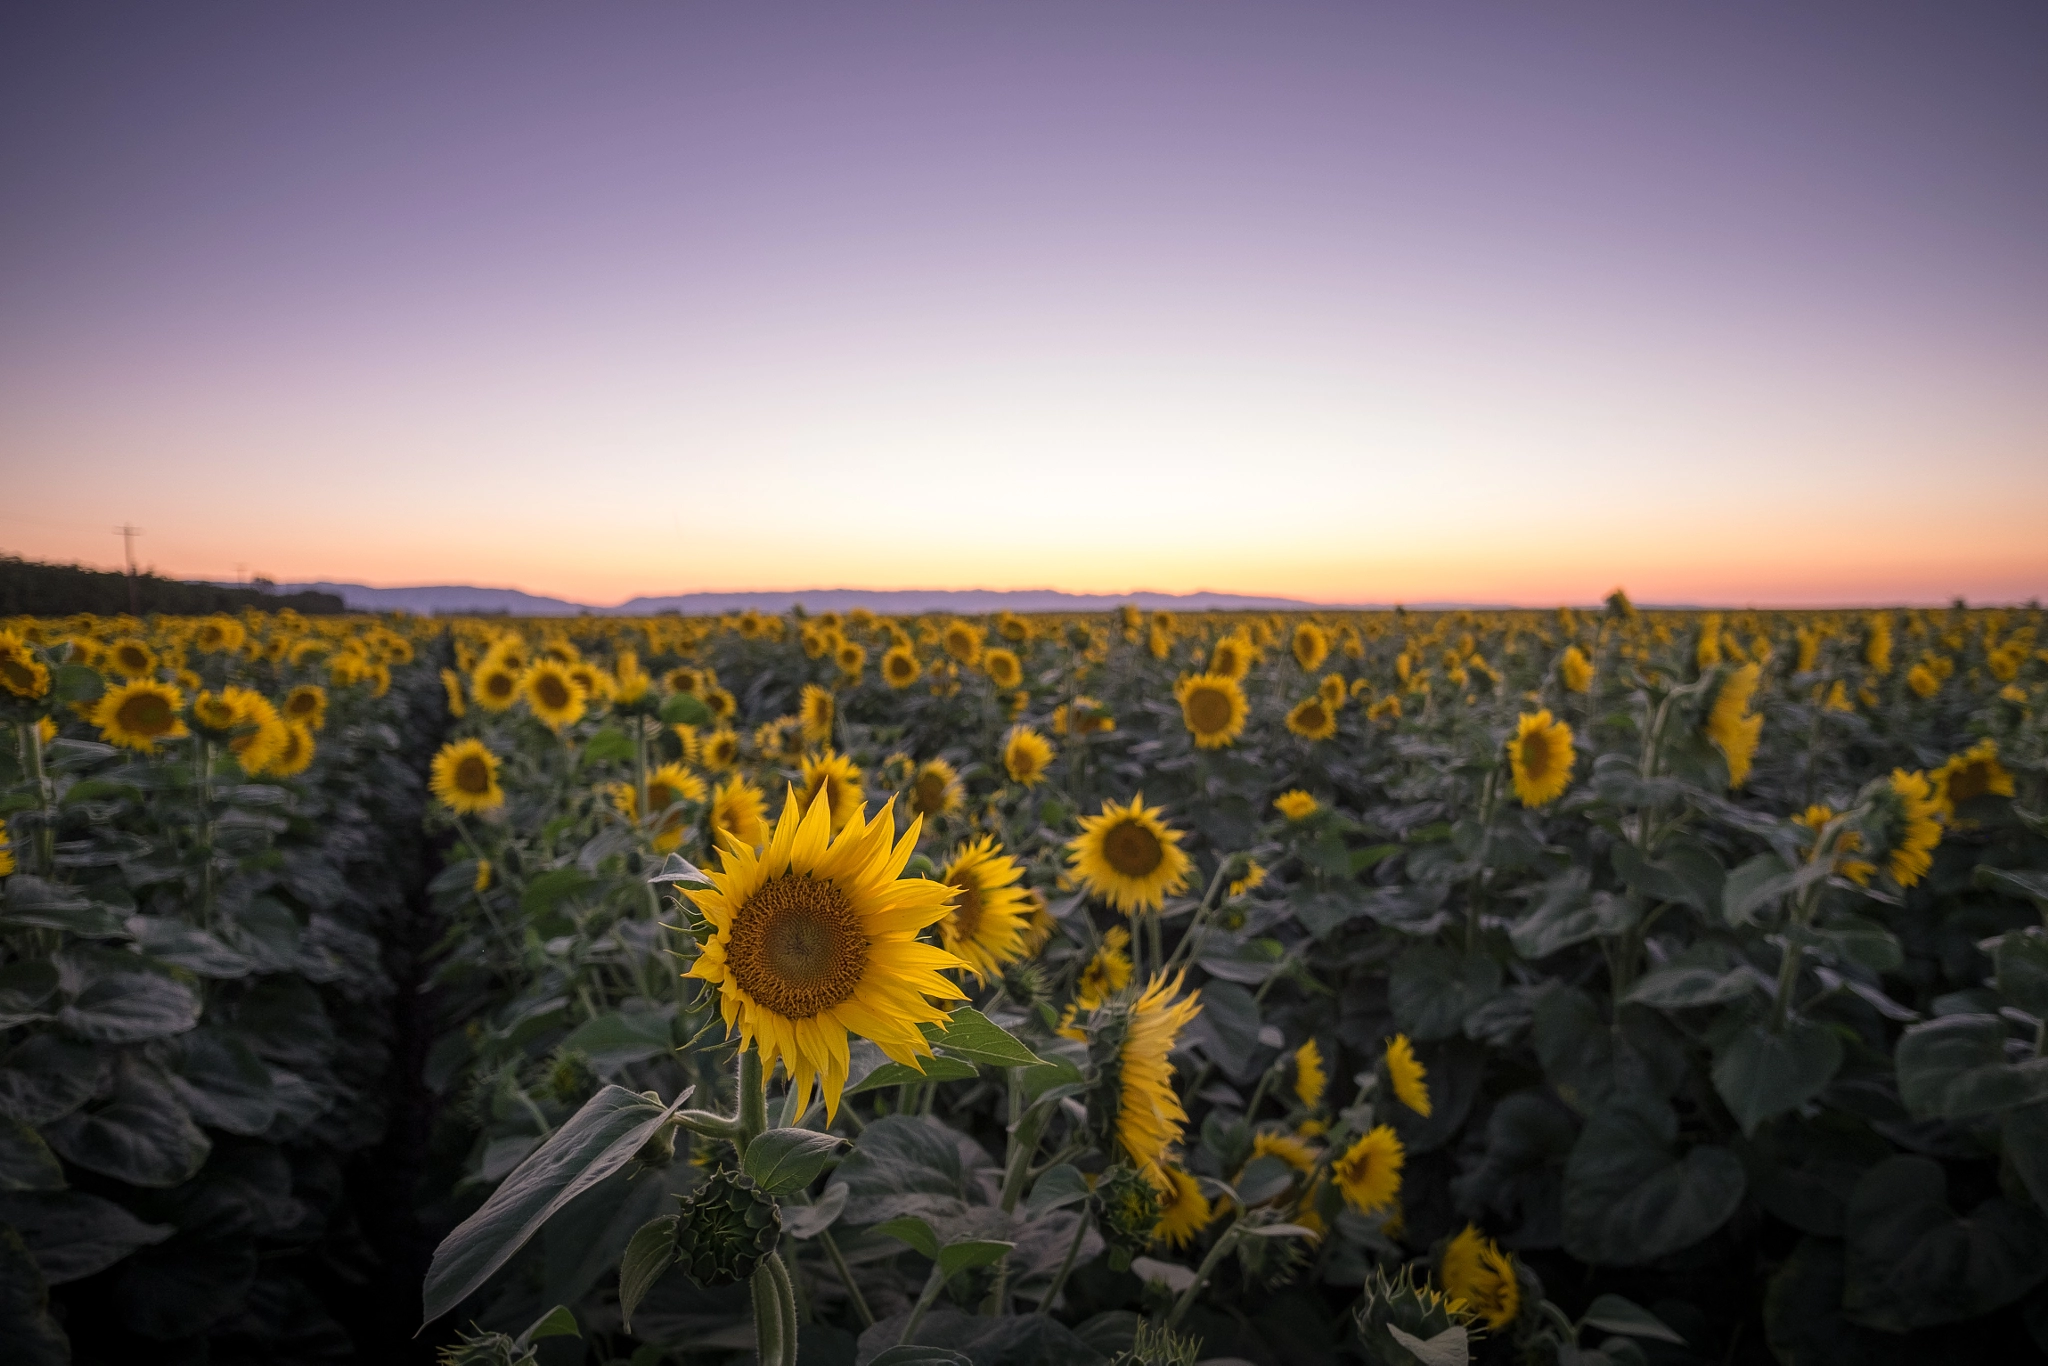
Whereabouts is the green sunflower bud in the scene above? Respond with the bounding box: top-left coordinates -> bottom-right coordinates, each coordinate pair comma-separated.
1353,1263 -> 1476,1366
1097,1164 -> 1162,1272
999,960 -> 1052,1012
672,1169 -> 781,1287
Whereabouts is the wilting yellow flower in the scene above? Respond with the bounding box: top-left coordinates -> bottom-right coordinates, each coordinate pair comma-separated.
683,788 -> 967,1120
1292,622 -> 1330,672
1286,695 -> 1338,741
1385,1034 -> 1432,1116
285,684 -> 330,731
983,648 -> 1023,690
1274,789 -> 1319,821
1507,710 -> 1574,807
1705,664 -> 1763,789
94,680 -> 188,751
1333,1125 -> 1404,1215
882,644 -> 921,689
1076,924 -> 1135,1008
936,836 -> 1034,981
1152,1165 -> 1214,1249
1933,738 -> 2014,817
1053,696 -> 1115,736
799,684 -> 835,746
1068,794 -> 1192,915
710,775 -> 770,850
1003,724 -> 1054,786
797,750 -> 865,833
1560,645 -> 1593,693
907,757 -> 964,819
1293,1039 -> 1326,1108
1175,672 -> 1248,749
521,661 -> 587,731
1440,1225 -> 1519,1330
1113,972 -> 1202,1174
430,739 -> 504,815
1367,694 -> 1402,722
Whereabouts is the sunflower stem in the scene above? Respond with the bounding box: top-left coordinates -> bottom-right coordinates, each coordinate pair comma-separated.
750,1256 -> 790,1366
1035,1204 -> 1091,1316
1161,858 -> 1232,977
16,721 -> 55,876
999,1089 -> 1057,1213
899,1262 -> 948,1345
1159,1212 -> 1243,1332
818,1229 -> 875,1327
738,1050 -> 768,1150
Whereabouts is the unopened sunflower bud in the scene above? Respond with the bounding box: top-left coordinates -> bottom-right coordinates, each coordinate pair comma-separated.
1098,1165 -> 1162,1272
672,1169 -> 781,1286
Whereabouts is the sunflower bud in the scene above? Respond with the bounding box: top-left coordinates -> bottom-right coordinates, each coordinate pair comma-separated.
672,1169 -> 781,1286
998,960 -> 1052,1012
1352,1263 -> 1475,1366
1097,1164 -> 1162,1272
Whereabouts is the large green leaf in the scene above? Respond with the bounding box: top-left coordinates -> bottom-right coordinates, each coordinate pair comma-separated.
1611,838 -> 1724,915
617,1214 -> 677,1333
1,877 -> 126,936
0,1226 -> 68,1366
421,1084 -> 687,1326
828,1115 -> 994,1225
161,1029 -> 276,1136
0,1118 -> 64,1192
1995,928 -> 2048,1018
57,968 -> 200,1045
1975,865 -> 2048,912
921,1008 -> 1044,1068
848,1056 -> 979,1095
1624,959 -> 1760,1010
1390,945 -> 1501,1042
1895,1013 -> 2048,1120
562,1006 -> 678,1074
521,867 -> 602,919
1562,1096 -> 1745,1265
1712,1018 -> 1843,1136
0,1190 -> 172,1283
1842,1155 -> 2048,1330
0,1035 -> 105,1126
0,962 -> 58,1029
42,1058 -> 210,1188
743,1126 -> 845,1195
1509,870 -> 1635,959
2003,1101 -> 2048,1213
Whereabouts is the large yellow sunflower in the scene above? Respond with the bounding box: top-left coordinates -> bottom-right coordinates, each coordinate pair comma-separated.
1333,1125 -> 1404,1215
1068,795 -> 1192,915
1933,738 -> 2014,817
1705,663 -> 1763,789
1440,1226 -> 1519,1330
1112,971 -> 1202,1174
94,680 -> 188,751
1872,769 -> 1943,887
106,638 -> 158,679
799,684 -> 835,746
1152,1165 -> 1214,1249
1286,695 -> 1338,741
522,661 -> 587,731
224,688 -> 290,775
267,722 -> 317,778
431,738 -> 504,814
1175,673 -> 1248,749
1209,635 -> 1254,681
882,645 -> 921,689
1274,789 -> 1319,821
908,757 -> 964,819
471,659 -> 521,713
283,684 -> 328,731
936,836 -> 1034,981
1507,710 -> 1574,807
683,789 -> 967,1120
942,620 -> 984,666
797,750 -> 865,833
1004,724 -> 1054,786
710,774 -> 771,849
983,648 -> 1023,690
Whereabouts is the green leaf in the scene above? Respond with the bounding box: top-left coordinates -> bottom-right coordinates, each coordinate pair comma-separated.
1386,1322 -> 1471,1366
514,1304 -> 580,1347
1812,915 -> 1902,972
937,1238 -> 1014,1279
1895,1014 -> 2048,1120
617,1217 -> 676,1334
1995,928 -> 2048,1018
581,727 -> 636,764
781,1183 -> 848,1239
0,1036 -> 104,1126
1390,945 -> 1502,1042
1612,839 -> 1724,915
660,693 -> 713,727
1236,1155 -> 1296,1206
647,852 -> 712,887
1975,865 -> 2048,911
848,1056 -> 979,1095
162,1029 -> 275,1136
1,877 -> 125,936
922,1008 -> 1044,1068
866,1348 -> 973,1366
1581,1293 -> 1686,1344
1625,962 -> 1759,1010
51,664 -> 104,706
1843,1155 -> 2048,1330
1723,852 -> 1790,926
57,970 -> 200,1044
1712,1018 -> 1843,1136
1024,1163 -> 1090,1216
562,1008 -> 678,1075
0,1225 -> 69,1366
520,867 -> 601,919
827,1115 -> 993,1224
1562,1096 -> 1745,1265
421,1084 -> 688,1326
1510,870 -> 1635,958
42,1059 -> 210,1188
0,962 -> 58,1028
876,1214 -> 941,1259
742,1127 -> 845,1195
0,1118 -> 64,1192
0,1191 -> 171,1284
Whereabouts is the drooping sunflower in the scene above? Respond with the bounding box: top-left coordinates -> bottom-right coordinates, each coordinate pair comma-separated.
522,661 -> 587,731
1076,925 -> 1135,1009
223,689 -> 290,774
1440,1226 -> 1519,1330
1704,663 -> 1763,789
1251,1128 -> 1319,1175
1293,1039 -> 1326,1108
936,836 -> 1034,981
1507,710 -> 1574,807
1003,724 -> 1054,786
1274,789 -> 1319,821
799,684 -> 835,746
1068,795 -> 1192,915
882,645 -> 921,689
1384,1034 -> 1432,1117
1333,1125 -> 1404,1215
1933,738 -> 2014,817
1793,805 -> 1876,885
1111,971 -> 1202,1173
430,738 -> 504,815
94,680 -> 188,751
683,788 -> 967,1120
1863,769 -> 1943,888
710,774 -> 770,849
1560,645 -> 1593,693
797,750 -> 865,833
1286,695 -> 1338,741
472,658 -> 520,712
700,727 -> 740,771
1228,858 -> 1266,899
983,647 -> 1023,690
283,683 -> 328,731
1292,622 -> 1330,672
907,757 -> 964,819
1152,1164 -> 1215,1250
106,638 -> 158,679
1174,673 -> 1248,749
1052,696 -> 1115,736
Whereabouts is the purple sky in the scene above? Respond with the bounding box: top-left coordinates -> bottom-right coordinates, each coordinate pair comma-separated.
4,2 -> 2045,605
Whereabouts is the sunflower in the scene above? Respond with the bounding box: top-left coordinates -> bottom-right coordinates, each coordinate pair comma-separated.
1174,673 -> 1247,749
283,684 -> 329,731
1004,724 -> 1054,786
472,659 -> 521,713
1069,795 -> 1193,916
908,757 -> 964,819
1286,695 -> 1337,741
683,789 -> 967,1120
1560,645 -> 1593,693
797,750 -> 865,833
1152,1165 -> 1214,1250
1507,710 -> 1574,807
710,775 -> 771,849
799,684 -> 835,746
1052,696 -> 1115,736
941,620 -> 984,666
1318,673 -> 1346,710
1252,1129 -> 1319,1175
267,722 -> 317,778
0,819 -> 13,878
1440,1226 -> 1519,1330
106,638 -> 157,679
1793,805 -> 1876,885
1865,769 -> 1943,888
1274,789 -> 1319,821
1333,1125 -> 1404,1215
194,615 -> 245,654
1293,1039 -> 1326,1108
936,836 -> 1034,980
1292,622 -> 1330,672
1384,1034 -> 1431,1116
431,738 -> 504,815
94,680 -> 187,751
1367,695 -> 1402,722
521,661 -> 587,731
835,642 -> 866,680
1704,664 -> 1763,789
1076,925 -> 1134,1008
701,727 -> 741,771
983,648 -> 1023,690
1907,663 -> 1940,698
1209,635 -> 1254,681
704,685 -> 738,722
882,645 -> 921,689
665,666 -> 707,696
1933,738 -> 2014,816
613,652 -> 653,705
1112,972 -> 1202,1173
1228,858 -> 1267,899
0,633 -> 51,700
645,761 -> 708,816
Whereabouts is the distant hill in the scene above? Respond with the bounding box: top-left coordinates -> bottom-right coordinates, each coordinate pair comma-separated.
262,582 -> 1370,617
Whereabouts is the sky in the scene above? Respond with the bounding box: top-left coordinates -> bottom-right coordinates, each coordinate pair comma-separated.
2,1 -> 2045,608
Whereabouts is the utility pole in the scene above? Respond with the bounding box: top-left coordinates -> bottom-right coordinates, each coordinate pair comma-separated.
113,524 -> 142,615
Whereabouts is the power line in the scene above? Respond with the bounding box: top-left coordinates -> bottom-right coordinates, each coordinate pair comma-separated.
113,524 -> 142,615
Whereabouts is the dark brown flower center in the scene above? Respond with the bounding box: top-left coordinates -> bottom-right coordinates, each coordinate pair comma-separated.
1103,820 -> 1163,878
118,691 -> 175,736
947,875 -> 985,942
1185,686 -> 1233,734
728,875 -> 868,1019
455,754 -> 491,794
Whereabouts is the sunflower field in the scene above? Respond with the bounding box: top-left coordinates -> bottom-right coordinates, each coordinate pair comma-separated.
4,597 -> 2047,1366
